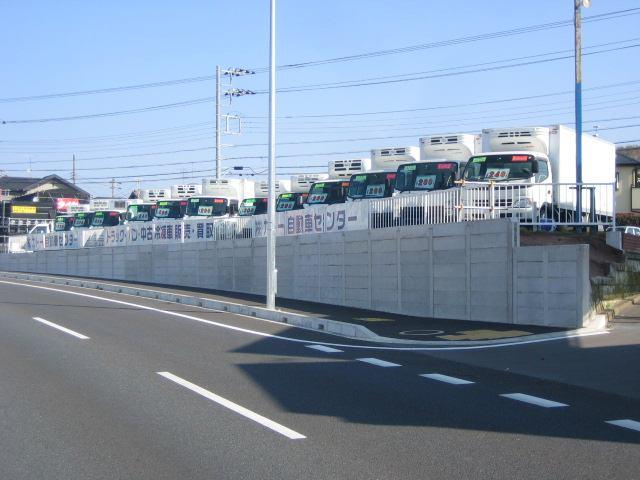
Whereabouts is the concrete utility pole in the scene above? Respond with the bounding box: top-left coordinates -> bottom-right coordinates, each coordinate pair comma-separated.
111,178 -> 116,197
574,0 -> 590,225
266,0 -> 277,310
72,154 -> 76,185
215,66 -> 255,179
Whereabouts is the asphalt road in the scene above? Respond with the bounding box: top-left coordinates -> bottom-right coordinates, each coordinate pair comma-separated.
1,279 -> 638,480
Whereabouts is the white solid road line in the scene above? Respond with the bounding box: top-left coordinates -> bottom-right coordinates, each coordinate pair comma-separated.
0,280 -> 608,351
306,344 -> 343,353
420,373 -> 474,385
157,372 -> 306,440
605,419 -> 640,432
500,393 -> 569,408
32,316 -> 90,340
357,357 -> 401,367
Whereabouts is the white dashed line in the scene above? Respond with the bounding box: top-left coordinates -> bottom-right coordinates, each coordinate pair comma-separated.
500,393 -> 568,408
356,357 -> 401,367
32,317 -> 90,340
306,344 -> 343,353
605,419 -> 640,432
157,372 -> 305,440
420,373 -> 474,385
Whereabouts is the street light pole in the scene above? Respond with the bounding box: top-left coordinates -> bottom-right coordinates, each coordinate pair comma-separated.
266,0 -> 277,310
574,0 -> 590,225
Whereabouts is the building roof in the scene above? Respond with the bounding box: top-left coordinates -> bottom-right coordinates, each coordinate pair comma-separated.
616,153 -> 640,167
0,174 -> 90,198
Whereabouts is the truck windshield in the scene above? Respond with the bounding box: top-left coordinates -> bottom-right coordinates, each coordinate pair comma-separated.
276,192 -> 308,212
306,181 -> 350,205
348,172 -> 396,199
239,198 -> 268,216
91,211 -> 121,227
126,204 -> 155,222
395,162 -> 458,192
54,216 -> 73,232
463,154 -> 535,181
73,212 -> 95,228
155,200 -> 188,219
186,197 -> 229,217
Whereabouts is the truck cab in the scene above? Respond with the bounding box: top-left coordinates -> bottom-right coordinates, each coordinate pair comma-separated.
125,203 -> 156,222
347,171 -> 397,200
154,200 -> 188,221
54,215 -> 75,232
238,197 -> 268,216
71,212 -> 95,229
276,192 -> 308,212
305,179 -> 351,207
185,196 -> 238,219
395,160 -> 460,194
90,210 -> 123,228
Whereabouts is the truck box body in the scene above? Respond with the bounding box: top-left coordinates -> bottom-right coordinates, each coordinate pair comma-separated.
201,178 -> 255,201
420,134 -> 480,162
328,158 -> 371,179
370,146 -> 419,171
290,173 -> 329,193
170,184 -> 203,198
254,179 -> 292,198
141,189 -> 171,203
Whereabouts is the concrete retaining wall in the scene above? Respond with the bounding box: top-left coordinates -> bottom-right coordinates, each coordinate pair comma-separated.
0,219 -> 594,328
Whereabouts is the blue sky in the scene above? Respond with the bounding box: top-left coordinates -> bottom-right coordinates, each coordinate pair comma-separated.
1,0 -> 639,196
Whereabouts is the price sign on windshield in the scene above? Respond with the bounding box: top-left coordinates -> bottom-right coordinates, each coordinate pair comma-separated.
198,206 -> 213,216
415,175 -> 437,190
485,168 -> 510,179
156,207 -> 170,217
365,184 -> 385,197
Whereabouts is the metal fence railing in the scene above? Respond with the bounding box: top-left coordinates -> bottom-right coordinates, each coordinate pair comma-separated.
2,182 -> 616,254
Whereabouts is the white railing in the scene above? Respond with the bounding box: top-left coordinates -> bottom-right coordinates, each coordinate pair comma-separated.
3,182 -> 615,254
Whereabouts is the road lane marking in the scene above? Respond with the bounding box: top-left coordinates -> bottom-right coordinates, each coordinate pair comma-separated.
157,372 -> 305,440
306,344 -> 343,353
32,317 -> 90,340
420,373 -> 474,385
0,280 -> 609,351
356,357 -> 401,367
605,419 -> 640,432
500,393 -> 568,408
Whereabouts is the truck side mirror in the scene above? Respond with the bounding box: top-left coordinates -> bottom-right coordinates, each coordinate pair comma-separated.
531,161 -> 539,174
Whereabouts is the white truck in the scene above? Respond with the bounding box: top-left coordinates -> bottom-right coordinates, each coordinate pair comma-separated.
328,158 -> 371,179
290,173 -> 329,193
170,184 -> 203,199
461,125 -> 615,223
186,178 -> 256,218
254,179 -> 292,198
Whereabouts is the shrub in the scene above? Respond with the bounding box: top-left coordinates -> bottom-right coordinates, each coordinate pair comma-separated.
616,212 -> 640,226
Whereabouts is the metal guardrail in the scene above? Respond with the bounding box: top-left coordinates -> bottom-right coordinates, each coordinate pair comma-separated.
3,182 -> 616,254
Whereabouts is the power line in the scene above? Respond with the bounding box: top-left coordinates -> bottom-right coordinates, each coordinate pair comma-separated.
1,7 -> 637,105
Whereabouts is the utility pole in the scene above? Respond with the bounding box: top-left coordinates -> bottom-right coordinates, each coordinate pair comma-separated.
72,154 -> 76,185
215,66 -> 255,179
111,178 -> 116,197
574,0 -> 590,226
266,0 -> 277,310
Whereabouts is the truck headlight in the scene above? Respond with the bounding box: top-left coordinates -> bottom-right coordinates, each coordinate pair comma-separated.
512,198 -> 533,209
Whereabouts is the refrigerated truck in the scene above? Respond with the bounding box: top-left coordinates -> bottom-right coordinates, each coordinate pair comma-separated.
328,158 -> 371,179
347,171 -> 397,200
170,184 -> 202,199
462,125 -> 616,221
394,160 -> 460,194
54,215 -> 75,232
154,200 -> 189,220
141,189 -> 171,203
254,180 -> 292,198
90,211 -> 123,228
71,211 -> 95,229
419,133 -> 480,175
276,192 -> 309,212
185,196 -> 238,218
125,203 -> 157,222
238,197 -> 268,216
305,179 -> 351,206
290,174 -> 329,193
370,146 -> 419,172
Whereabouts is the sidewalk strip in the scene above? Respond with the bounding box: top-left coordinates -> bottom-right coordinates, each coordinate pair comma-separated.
32,317 -> 90,340
605,419 -> 640,432
420,373 -> 474,385
157,372 -> 305,440
306,344 -> 343,353
500,393 -> 568,408
356,357 -> 401,367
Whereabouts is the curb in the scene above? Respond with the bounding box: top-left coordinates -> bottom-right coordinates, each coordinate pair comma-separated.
0,271 -> 607,347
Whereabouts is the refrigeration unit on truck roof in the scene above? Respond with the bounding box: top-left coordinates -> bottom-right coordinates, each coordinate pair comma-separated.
482,127 -> 550,155
370,146 -> 419,171
420,134 -> 480,162
328,158 -> 372,179
290,173 -> 329,193
170,184 -> 202,198
254,179 -> 292,198
141,188 -> 170,202
201,177 -> 255,200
